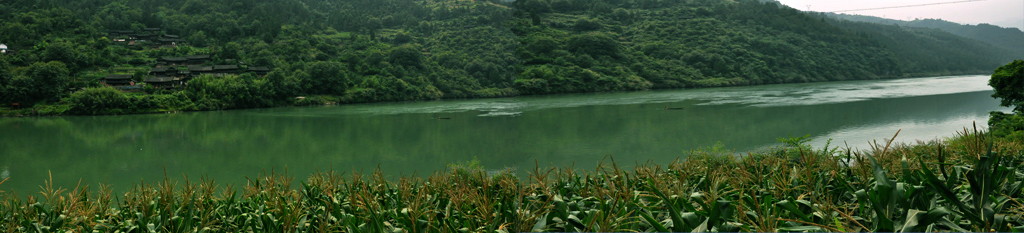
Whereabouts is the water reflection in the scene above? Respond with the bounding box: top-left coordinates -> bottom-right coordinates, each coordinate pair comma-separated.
270,75 -> 991,117
0,75 -> 1007,195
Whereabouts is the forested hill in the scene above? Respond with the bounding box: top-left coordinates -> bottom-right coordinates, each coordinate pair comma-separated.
0,0 -> 1019,114
510,0 -> 1019,93
827,13 -> 1024,53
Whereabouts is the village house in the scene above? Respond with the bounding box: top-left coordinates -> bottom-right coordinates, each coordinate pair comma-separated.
130,33 -> 157,41
187,55 -> 210,65
108,30 -> 168,46
150,66 -> 178,76
147,65 -> 184,88
108,30 -> 134,37
157,57 -> 188,66
213,65 -> 240,76
144,76 -> 177,88
188,65 -> 214,75
101,74 -> 134,86
157,38 -> 186,47
247,66 -> 270,76
143,61 -> 275,88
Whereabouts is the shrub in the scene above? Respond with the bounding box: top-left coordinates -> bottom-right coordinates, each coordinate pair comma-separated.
989,111 -> 1024,140
185,74 -> 277,110
67,86 -> 129,115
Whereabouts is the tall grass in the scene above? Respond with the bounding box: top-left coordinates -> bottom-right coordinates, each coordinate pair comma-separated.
1,129 -> 1022,232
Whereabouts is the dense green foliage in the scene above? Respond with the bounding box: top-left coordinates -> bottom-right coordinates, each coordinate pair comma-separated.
990,60 -> 1024,112
829,14 -> 1024,53
827,20 -> 1019,76
0,0 -> 1020,115
67,87 -> 194,114
988,60 -> 1024,142
507,0 -> 1015,92
511,0 -> 902,92
989,111 -> 1024,141
1,61 -> 70,106
1,129 -> 1022,231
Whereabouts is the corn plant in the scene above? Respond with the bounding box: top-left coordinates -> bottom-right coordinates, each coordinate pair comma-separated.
0,130 -> 1022,232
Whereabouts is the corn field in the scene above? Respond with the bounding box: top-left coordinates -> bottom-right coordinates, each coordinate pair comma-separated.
2,128 -> 1023,232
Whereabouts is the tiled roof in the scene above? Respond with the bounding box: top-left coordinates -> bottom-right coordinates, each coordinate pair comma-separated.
104,74 -> 132,80
214,65 -> 239,70
144,76 -> 175,83
188,66 -> 213,72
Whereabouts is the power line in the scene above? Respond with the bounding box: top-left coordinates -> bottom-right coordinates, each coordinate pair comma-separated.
829,0 -> 989,13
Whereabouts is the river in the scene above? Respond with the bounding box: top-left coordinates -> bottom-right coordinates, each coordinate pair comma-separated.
0,75 -> 1009,194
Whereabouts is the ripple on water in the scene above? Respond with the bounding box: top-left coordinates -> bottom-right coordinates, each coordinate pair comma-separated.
252,75 -> 993,116
478,111 -> 523,117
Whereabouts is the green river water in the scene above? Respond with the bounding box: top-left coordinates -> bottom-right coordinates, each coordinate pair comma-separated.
0,75 -> 1009,194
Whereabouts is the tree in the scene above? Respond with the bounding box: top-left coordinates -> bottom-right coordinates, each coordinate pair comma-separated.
216,42 -> 242,61
44,41 -> 83,72
366,18 -> 382,40
97,1 -> 142,30
6,61 -> 70,104
0,57 -> 10,87
0,58 -> 12,103
565,32 -> 620,59
989,60 -> 1024,112
189,31 -> 212,47
28,61 -> 70,100
304,61 -> 350,95
389,45 -> 423,69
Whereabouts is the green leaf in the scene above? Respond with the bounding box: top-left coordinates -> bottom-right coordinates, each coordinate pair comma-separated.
690,218 -> 709,233
866,154 -> 895,231
647,179 -> 688,232
639,210 -> 670,232
553,195 -> 568,221
531,213 -> 548,232
918,160 -> 985,224
707,200 -> 732,228
833,217 -> 846,232
567,214 -> 586,231
777,225 -> 823,232
901,154 -> 915,183
776,200 -> 811,222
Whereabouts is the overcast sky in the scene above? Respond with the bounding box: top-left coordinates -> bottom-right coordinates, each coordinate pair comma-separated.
774,0 -> 1024,30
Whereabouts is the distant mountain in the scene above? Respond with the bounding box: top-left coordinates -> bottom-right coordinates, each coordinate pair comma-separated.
995,19 -> 1024,31
827,13 -> 1024,53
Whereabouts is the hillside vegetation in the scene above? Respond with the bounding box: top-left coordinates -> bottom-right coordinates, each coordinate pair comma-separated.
828,13 -> 1024,53
0,0 -> 1019,115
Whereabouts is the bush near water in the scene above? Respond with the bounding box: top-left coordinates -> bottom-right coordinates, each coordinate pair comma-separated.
989,60 -> 1024,142
0,0 -> 1020,115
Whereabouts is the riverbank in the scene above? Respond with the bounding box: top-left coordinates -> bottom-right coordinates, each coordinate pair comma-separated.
0,72 -> 991,117
2,128 -> 1021,232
